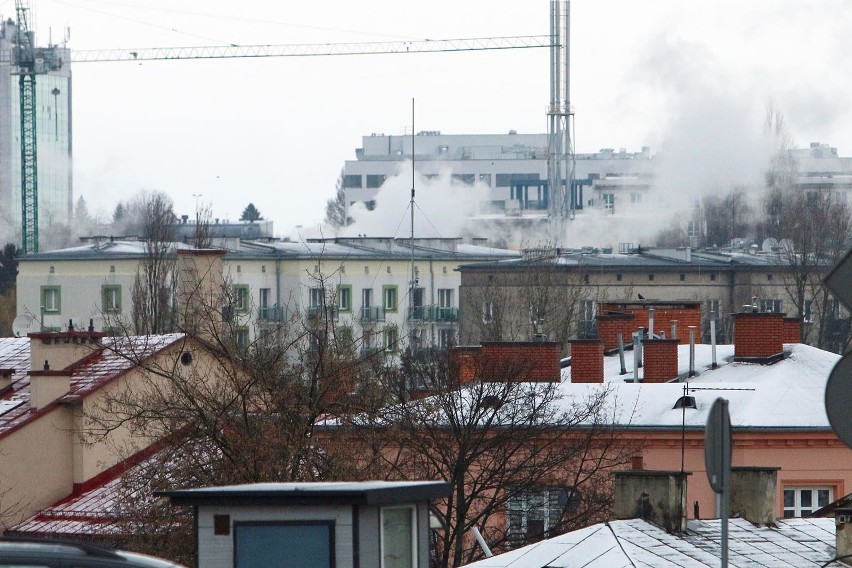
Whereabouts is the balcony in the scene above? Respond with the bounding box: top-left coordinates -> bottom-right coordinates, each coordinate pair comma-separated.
359,306 -> 386,323
257,306 -> 286,323
359,346 -> 385,358
307,305 -> 336,320
406,305 -> 458,323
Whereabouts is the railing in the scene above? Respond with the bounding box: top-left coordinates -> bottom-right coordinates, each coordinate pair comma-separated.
359,306 -> 386,322
407,305 -> 458,322
359,346 -> 385,358
257,306 -> 286,323
307,305 -> 336,320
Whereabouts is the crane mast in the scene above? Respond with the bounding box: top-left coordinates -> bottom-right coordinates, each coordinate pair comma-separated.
15,0 -> 38,254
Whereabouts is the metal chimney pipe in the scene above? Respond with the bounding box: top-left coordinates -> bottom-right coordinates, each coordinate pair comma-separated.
618,332 -> 627,375
633,331 -> 640,382
648,307 -> 655,338
671,320 -> 678,341
710,311 -> 718,369
688,326 -> 696,377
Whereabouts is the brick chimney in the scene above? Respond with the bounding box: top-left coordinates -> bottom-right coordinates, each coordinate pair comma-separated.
451,342 -> 561,384
568,339 -> 603,383
27,330 -> 107,409
729,466 -> 779,525
613,470 -> 689,533
596,312 -> 635,351
835,508 -> 852,566
642,339 -> 679,383
176,249 -> 227,338
480,342 -> 561,382
782,317 -> 802,343
733,312 -> 784,363
599,301 -> 702,344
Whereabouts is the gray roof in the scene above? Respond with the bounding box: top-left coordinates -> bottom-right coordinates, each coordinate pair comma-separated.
158,480 -> 451,507
21,238 -> 519,263
463,517 -> 843,567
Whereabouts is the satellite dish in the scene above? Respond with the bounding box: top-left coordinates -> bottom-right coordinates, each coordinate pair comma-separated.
778,238 -> 795,254
11,315 -> 38,338
761,237 -> 778,253
825,354 -> 852,449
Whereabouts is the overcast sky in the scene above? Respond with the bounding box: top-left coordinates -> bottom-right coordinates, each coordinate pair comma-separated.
19,0 -> 852,235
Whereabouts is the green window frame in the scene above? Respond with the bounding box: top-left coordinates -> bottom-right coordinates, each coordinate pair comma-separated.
383,325 -> 399,352
41,286 -> 61,314
233,285 -> 250,313
338,285 -> 352,313
383,285 -> 398,313
102,285 -> 122,313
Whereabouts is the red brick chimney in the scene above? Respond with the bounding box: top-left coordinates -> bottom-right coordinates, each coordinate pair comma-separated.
568,339 -> 604,383
451,342 -> 562,384
782,317 -> 802,343
596,312 -> 635,351
642,339 -> 679,383
733,312 -> 784,363
599,301 -> 702,344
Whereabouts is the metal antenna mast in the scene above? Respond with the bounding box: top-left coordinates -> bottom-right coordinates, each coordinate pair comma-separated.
547,0 -> 575,241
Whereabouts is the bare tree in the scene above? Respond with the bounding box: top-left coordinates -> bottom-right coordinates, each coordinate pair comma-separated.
325,169 -> 351,229
132,192 -> 178,335
353,350 -> 635,568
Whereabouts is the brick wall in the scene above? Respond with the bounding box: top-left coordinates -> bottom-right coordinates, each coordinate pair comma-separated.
480,342 -> 561,382
642,339 -> 679,383
782,317 -> 802,343
600,303 -> 702,344
452,342 -> 561,383
597,313 -> 635,351
733,313 -> 784,360
568,340 -> 604,383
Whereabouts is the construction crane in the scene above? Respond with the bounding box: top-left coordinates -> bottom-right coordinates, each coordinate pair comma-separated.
10,23 -> 552,254
13,0 -> 63,254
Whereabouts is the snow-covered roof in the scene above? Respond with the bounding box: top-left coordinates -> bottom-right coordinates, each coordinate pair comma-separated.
0,334 -> 186,437
462,517 -> 843,567
559,343 -> 839,430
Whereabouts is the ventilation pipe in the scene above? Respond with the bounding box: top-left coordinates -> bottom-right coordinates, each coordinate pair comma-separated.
710,311 -> 718,369
618,332 -> 627,375
671,320 -> 678,341
688,326 -> 696,378
648,307 -> 655,338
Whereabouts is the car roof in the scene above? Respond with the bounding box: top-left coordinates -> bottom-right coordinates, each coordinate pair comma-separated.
0,537 -> 186,567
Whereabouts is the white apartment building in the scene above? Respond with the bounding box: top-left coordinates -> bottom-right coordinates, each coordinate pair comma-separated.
343,133 -> 852,220
15,237 -> 519,353
343,131 -> 655,218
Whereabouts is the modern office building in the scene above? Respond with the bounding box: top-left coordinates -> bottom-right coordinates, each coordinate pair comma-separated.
0,16 -> 73,236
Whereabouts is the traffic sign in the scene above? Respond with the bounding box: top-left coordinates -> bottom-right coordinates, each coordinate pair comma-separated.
826,353 -> 852,449
705,398 -> 731,494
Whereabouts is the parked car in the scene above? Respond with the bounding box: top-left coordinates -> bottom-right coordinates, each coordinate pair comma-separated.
0,536 -> 187,567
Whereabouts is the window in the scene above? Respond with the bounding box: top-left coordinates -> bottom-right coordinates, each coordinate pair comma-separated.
438,289 -> 453,308
479,173 -> 492,186
234,521 -> 333,568
760,299 -> 783,313
507,487 -> 577,545
41,286 -> 61,314
648,274 -> 655,281
529,303 -> 543,324
233,285 -> 250,313
452,173 -> 476,185
362,288 -> 373,308
439,328 -> 456,349
381,506 -> 415,568
383,326 -> 399,351
338,285 -> 352,312
783,486 -> 832,518
631,192 -> 642,205
366,174 -> 387,188
804,299 -> 814,323
235,327 -> 250,349
383,286 -> 398,312
579,300 -> 597,339
602,193 -> 615,210
710,273 -> 717,282
680,274 -> 685,282
309,287 -> 325,308
101,285 -> 121,313
343,174 -> 362,188
482,301 -> 494,324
